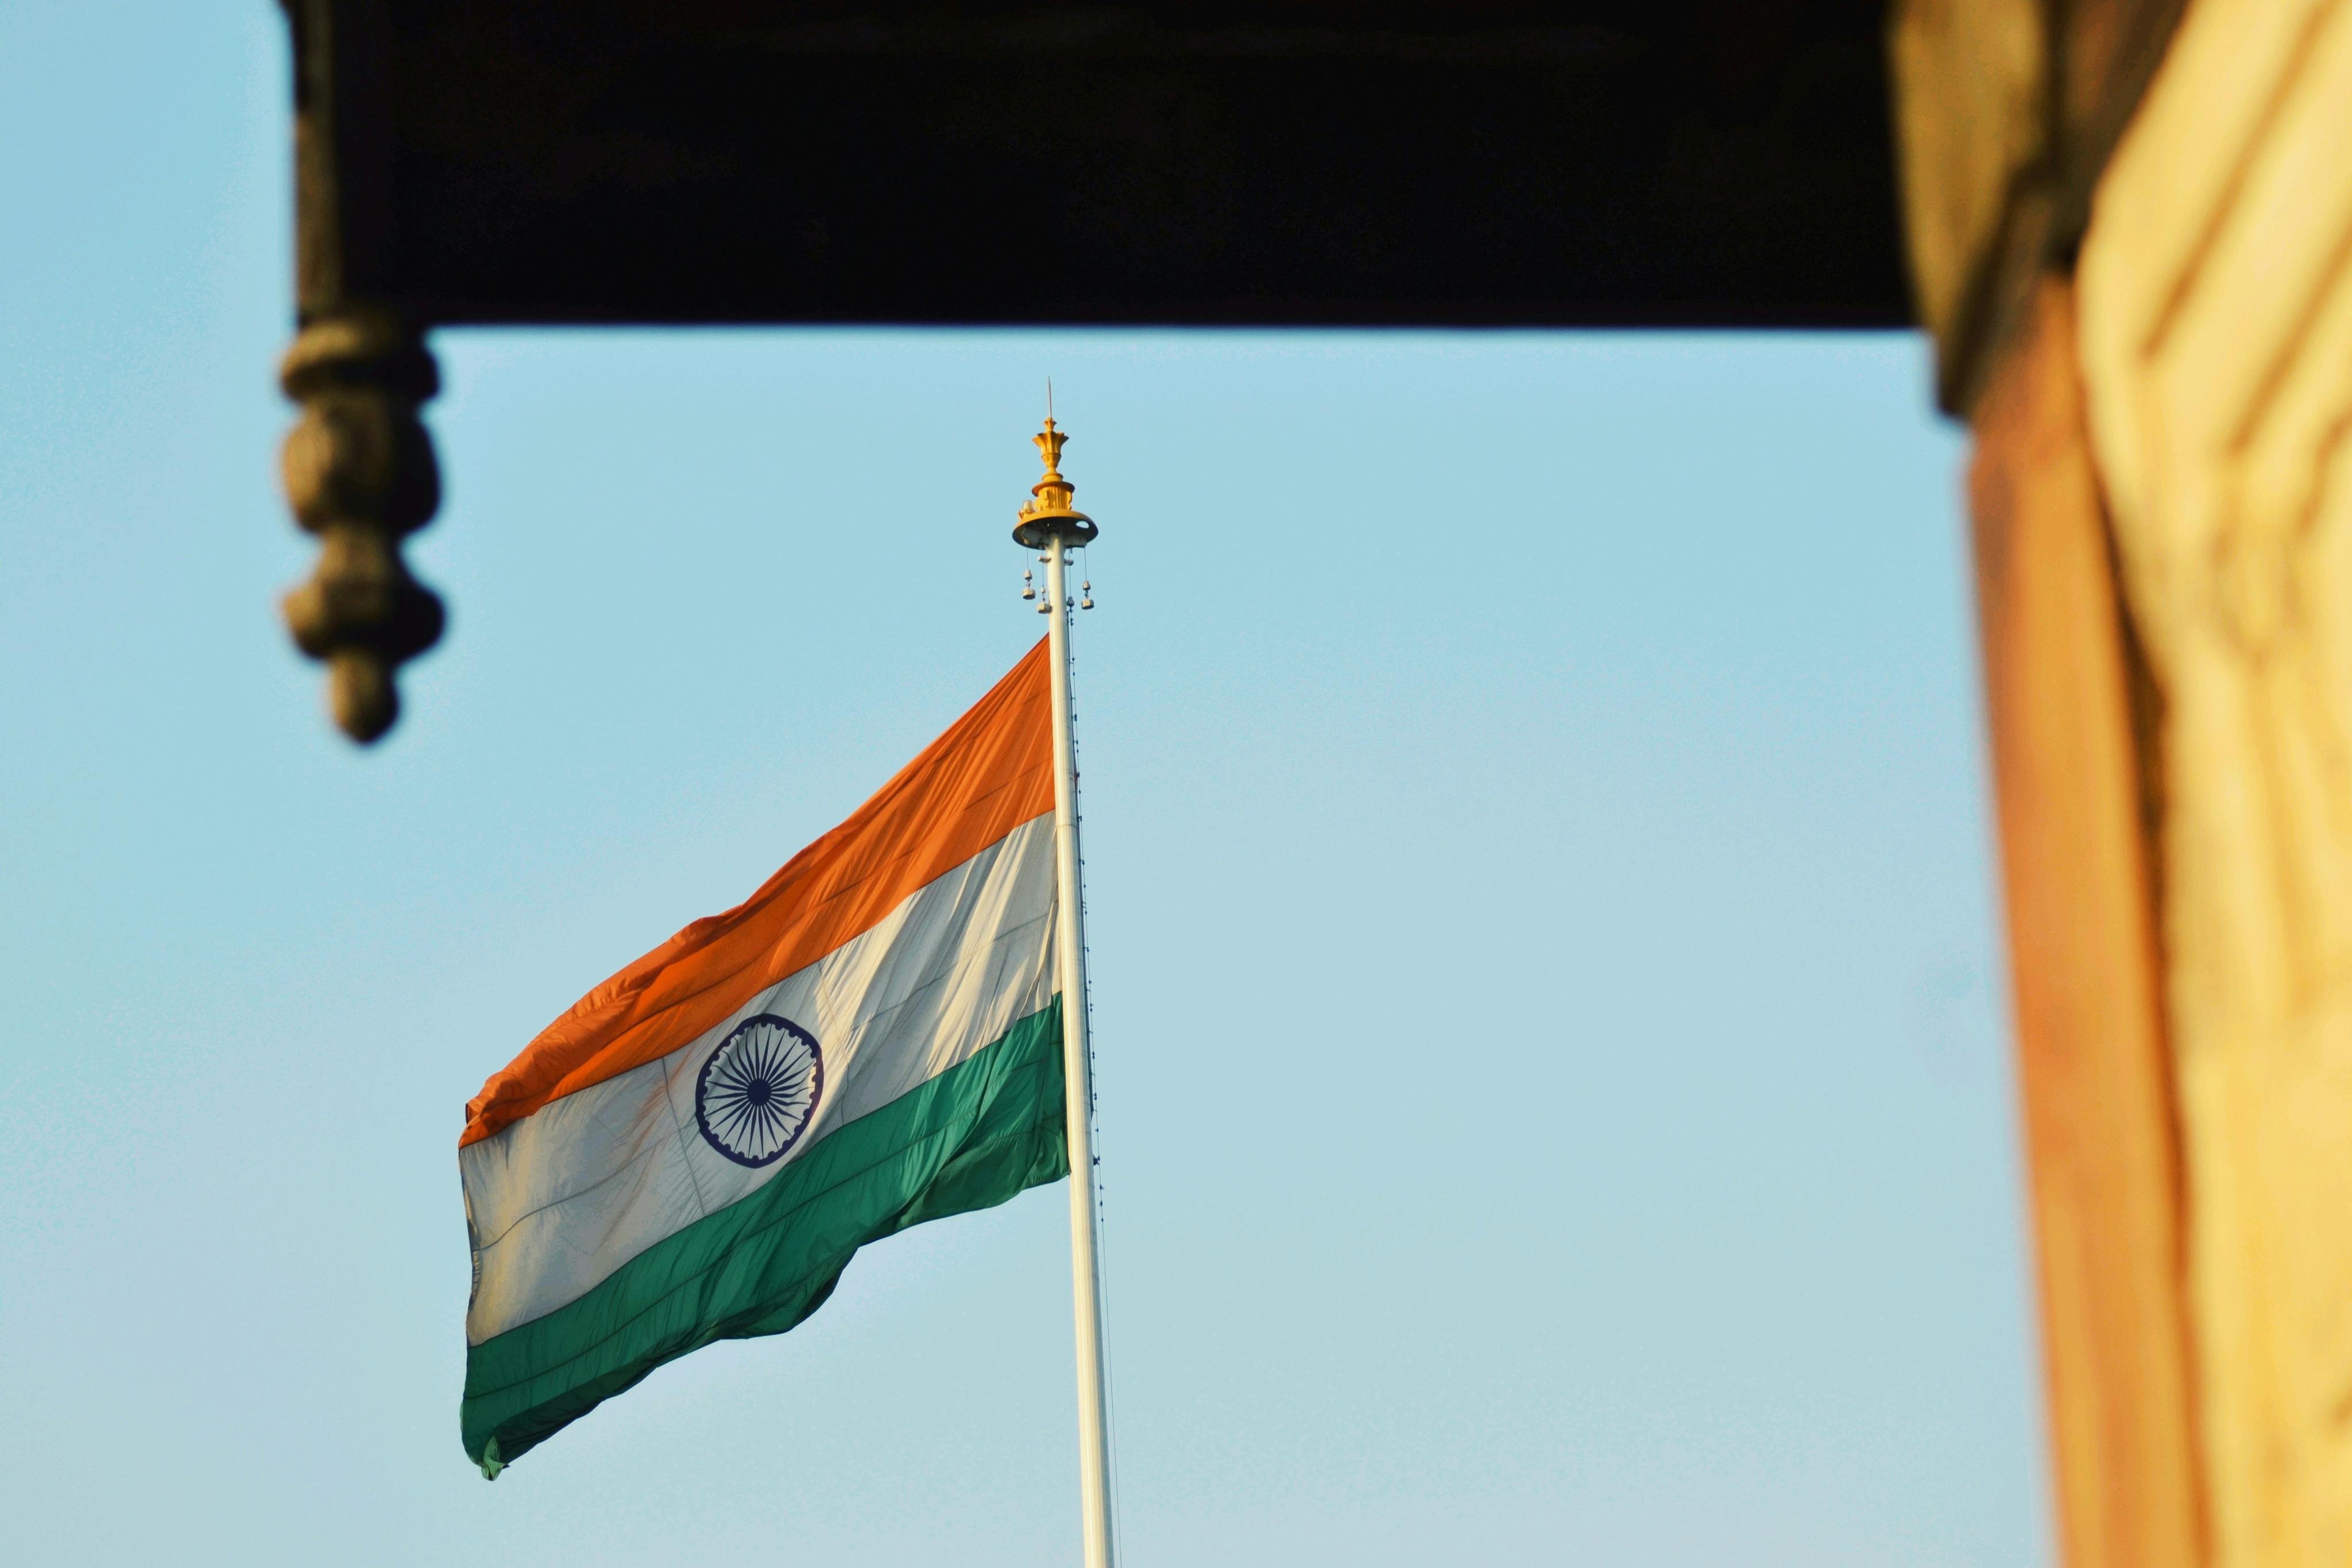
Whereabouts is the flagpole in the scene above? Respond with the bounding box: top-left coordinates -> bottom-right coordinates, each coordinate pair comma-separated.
1015,412 -> 1115,1568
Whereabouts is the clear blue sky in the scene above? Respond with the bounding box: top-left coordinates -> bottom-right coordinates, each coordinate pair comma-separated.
0,5 -> 2045,1565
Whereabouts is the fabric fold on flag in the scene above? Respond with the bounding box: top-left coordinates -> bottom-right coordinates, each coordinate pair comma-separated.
458,639 -> 1067,1476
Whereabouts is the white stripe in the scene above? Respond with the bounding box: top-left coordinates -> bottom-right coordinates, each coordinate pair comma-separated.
461,812 -> 1057,1344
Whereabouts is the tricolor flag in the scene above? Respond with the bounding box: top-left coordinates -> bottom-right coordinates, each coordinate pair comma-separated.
458,640 -> 1069,1475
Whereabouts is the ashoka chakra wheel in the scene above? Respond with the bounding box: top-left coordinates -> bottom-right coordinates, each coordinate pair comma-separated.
694,1015 -> 823,1167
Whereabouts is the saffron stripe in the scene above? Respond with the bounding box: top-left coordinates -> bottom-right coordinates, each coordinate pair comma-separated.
463,639 -> 1054,1147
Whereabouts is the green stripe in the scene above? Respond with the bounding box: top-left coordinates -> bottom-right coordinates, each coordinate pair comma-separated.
461,999 -> 1068,1476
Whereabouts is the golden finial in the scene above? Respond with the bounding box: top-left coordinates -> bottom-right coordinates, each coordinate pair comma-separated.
1013,394 -> 1098,548
1034,417 -> 1069,483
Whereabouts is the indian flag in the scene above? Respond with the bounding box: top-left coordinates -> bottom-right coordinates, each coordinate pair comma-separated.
458,640 -> 1068,1475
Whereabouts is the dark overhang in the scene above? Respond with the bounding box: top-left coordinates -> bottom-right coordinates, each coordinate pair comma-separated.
287,1 -> 1911,330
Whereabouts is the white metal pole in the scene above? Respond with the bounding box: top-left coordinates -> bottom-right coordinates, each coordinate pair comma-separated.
1045,543 -> 1115,1568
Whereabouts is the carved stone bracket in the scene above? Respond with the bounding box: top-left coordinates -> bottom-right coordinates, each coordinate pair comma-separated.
1888,0 -> 2189,414
277,309 -> 445,743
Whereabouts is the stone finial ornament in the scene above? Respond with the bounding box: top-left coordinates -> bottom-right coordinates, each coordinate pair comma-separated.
276,310 -> 446,742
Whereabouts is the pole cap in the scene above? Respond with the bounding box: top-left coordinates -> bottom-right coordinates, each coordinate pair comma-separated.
1013,416 -> 1098,548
